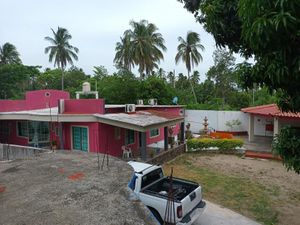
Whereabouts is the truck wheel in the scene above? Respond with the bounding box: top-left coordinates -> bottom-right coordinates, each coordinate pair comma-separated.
148,207 -> 163,225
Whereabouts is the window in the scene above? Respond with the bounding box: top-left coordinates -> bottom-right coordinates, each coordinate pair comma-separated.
0,122 -> 10,136
125,129 -> 135,145
150,128 -> 159,137
141,168 -> 163,189
38,122 -> 49,142
114,127 -> 121,140
17,121 -> 28,137
28,122 -> 49,143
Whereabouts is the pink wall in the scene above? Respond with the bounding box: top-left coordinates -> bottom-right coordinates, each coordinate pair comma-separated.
0,100 -> 27,112
0,120 -> 28,145
0,90 -> 70,112
98,124 -> 138,157
25,90 -> 70,108
64,99 -> 105,114
63,122 -> 100,152
0,120 -> 59,146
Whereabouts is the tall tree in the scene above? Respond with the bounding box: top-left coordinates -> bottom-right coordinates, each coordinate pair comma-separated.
44,27 -> 79,90
167,71 -> 176,88
191,70 -> 200,85
114,34 -> 134,71
115,20 -> 167,78
175,31 -> 204,103
93,66 -> 108,79
206,49 -> 236,107
0,42 -> 22,65
179,0 -> 300,173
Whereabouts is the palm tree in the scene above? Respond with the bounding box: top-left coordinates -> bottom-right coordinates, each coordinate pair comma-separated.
175,31 -> 204,103
44,27 -> 79,90
167,71 -> 176,88
114,20 -> 167,78
191,70 -> 200,85
0,42 -> 22,64
114,34 -> 134,71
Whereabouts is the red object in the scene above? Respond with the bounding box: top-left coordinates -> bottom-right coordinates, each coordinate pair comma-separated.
58,168 -> 65,173
68,172 -> 85,180
0,186 -> 6,193
177,205 -> 183,218
241,104 -> 300,118
265,124 -> 274,131
245,150 -> 281,160
209,132 -> 233,139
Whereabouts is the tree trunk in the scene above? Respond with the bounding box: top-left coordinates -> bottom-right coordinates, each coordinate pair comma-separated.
61,68 -> 64,91
188,70 -> 198,104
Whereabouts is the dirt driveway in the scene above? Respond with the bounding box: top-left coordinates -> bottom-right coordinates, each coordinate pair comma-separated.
164,153 -> 300,225
0,151 -> 156,225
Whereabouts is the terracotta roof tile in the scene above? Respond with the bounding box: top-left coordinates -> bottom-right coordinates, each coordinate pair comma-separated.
241,104 -> 300,118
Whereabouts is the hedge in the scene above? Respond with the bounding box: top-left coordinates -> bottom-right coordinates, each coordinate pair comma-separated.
187,138 -> 244,152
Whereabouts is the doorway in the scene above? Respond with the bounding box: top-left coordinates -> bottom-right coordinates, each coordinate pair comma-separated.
72,126 -> 88,151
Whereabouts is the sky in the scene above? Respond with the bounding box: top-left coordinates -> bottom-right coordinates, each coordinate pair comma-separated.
0,0 -> 246,79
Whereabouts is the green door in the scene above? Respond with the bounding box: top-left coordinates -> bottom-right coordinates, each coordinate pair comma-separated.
72,127 -> 88,151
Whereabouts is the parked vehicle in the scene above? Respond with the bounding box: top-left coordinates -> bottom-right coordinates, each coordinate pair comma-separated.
128,161 -> 206,225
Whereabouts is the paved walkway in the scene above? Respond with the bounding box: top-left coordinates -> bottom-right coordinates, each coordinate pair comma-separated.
195,201 -> 261,225
238,135 -> 273,152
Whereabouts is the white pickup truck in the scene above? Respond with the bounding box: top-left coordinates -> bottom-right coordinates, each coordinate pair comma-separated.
128,161 -> 206,225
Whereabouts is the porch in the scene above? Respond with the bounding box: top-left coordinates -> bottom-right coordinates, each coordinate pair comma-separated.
94,110 -> 185,160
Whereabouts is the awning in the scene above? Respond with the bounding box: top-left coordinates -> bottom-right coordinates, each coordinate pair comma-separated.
94,110 -> 184,132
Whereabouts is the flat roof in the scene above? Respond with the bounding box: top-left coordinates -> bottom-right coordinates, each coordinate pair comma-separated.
0,108 -> 184,131
105,104 -> 185,108
95,110 -> 184,132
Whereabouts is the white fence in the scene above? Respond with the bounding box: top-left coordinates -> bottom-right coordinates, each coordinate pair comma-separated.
185,110 -> 249,133
0,143 -> 48,161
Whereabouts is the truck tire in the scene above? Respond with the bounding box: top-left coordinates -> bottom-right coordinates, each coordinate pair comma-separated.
148,207 -> 163,225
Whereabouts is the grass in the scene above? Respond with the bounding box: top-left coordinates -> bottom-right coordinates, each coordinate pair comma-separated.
163,153 -> 279,225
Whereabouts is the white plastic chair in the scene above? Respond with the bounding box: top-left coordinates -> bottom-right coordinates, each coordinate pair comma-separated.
122,145 -> 132,159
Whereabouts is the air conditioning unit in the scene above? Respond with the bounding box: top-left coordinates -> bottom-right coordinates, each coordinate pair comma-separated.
179,109 -> 185,116
148,98 -> 158,106
137,99 -> 144,105
125,104 -> 136,113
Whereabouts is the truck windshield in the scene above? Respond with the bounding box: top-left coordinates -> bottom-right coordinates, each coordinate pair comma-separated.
141,168 -> 163,189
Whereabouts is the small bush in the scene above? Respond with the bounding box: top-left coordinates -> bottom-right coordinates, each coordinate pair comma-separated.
187,138 -> 243,152
272,126 -> 300,174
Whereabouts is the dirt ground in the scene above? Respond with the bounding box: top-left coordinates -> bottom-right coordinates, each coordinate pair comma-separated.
0,151 -> 156,225
189,154 -> 300,225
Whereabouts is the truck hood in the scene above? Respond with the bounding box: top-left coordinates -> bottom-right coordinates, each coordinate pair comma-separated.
127,161 -> 153,173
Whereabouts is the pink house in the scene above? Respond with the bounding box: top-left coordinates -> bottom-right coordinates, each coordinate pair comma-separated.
0,90 -> 185,160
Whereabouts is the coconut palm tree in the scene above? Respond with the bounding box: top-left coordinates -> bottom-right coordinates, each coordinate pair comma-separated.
114,33 -> 134,71
175,31 -> 204,103
167,71 -> 176,88
0,42 -> 22,64
44,27 -> 79,90
191,70 -> 200,85
114,20 -> 166,78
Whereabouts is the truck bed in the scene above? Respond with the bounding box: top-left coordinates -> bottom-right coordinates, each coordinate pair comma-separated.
142,177 -> 198,201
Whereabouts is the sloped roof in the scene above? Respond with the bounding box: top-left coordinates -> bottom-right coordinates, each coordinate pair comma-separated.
94,110 -> 184,132
241,104 -> 300,118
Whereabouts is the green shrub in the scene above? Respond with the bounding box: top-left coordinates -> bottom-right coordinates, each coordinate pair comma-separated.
272,126 -> 300,174
187,138 -> 243,152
